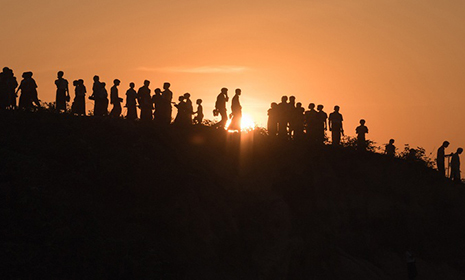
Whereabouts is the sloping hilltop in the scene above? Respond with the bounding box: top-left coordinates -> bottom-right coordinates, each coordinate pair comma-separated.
1,111 -> 465,279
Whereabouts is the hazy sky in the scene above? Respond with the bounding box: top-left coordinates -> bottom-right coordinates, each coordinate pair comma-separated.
2,0 -> 465,155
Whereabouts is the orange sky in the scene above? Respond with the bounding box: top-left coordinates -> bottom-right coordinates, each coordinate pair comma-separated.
2,0 -> 465,156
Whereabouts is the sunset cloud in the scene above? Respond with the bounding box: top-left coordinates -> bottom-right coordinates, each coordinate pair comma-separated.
136,66 -> 249,74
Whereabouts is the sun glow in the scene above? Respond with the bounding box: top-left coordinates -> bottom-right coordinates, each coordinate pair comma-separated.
225,113 -> 256,132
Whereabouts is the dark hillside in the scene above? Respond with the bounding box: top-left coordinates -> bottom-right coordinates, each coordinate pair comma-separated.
1,111 -> 465,279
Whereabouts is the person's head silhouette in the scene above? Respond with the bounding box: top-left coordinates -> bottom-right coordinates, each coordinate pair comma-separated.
129,82 -> 135,89
360,119 -> 366,125
183,93 -> 191,99
155,88 -> 161,94
271,102 -> 277,109
113,79 -> 120,86
78,79 -> 84,85
93,75 -> 100,82
221,87 -> 228,94
389,139 -> 395,144
443,141 -> 450,148
163,82 -> 170,89
457,148 -> 463,155
73,80 -> 78,86
57,71 -> 64,78
334,105 -> 340,112
317,104 -> 323,111
235,88 -> 241,95
178,96 -> 184,102
296,102 -> 302,109
308,103 -> 315,110
196,99 -> 202,105
281,96 -> 288,103
144,80 -> 150,87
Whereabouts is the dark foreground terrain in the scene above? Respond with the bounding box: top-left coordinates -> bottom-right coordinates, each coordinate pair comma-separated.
1,111 -> 465,279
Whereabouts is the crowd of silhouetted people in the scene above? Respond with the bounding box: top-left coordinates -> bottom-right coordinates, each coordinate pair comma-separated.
0,67 -> 462,182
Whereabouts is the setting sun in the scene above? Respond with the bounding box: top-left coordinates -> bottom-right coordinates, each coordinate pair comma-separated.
225,113 -> 255,132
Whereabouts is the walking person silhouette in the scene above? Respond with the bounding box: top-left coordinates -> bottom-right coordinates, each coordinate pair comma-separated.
17,72 -> 40,110
72,79 -> 86,116
110,79 -> 122,118
228,89 -> 242,131
193,99 -> 204,125
215,87 -> 229,128
385,139 -> 396,157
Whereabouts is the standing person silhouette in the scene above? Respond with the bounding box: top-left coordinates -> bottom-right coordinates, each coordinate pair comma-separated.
316,104 -> 327,144
90,75 -> 102,115
277,96 -> 289,137
436,141 -> 451,177
55,71 -> 69,112
329,105 -> 344,146
137,80 -> 152,121
183,93 -> 193,125
356,119 -> 369,151
110,79 -> 122,118
385,139 -> 396,157
304,103 -> 318,143
161,82 -> 173,124
0,67 -> 18,109
267,102 -> 278,137
293,102 -> 305,139
214,87 -> 229,128
100,82 -> 109,116
193,99 -> 204,125
288,96 -> 296,136
450,148 -> 463,183
229,88 -> 242,131
152,88 -> 163,123
72,79 -> 86,116
17,72 -> 40,110
125,82 -> 137,120
173,95 -> 187,125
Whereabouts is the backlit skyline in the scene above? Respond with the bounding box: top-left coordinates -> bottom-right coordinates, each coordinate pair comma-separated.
2,0 -> 465,154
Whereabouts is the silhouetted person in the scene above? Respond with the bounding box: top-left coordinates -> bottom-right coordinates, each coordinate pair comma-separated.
316,104 -> 327,144
229,88 -> 242,131
183,93 -> 193,125
0,69 -> 7,109
110,79 -> 122,118
329,105 -> 344,146
137,80 -> 152,121
288,96 -> 296,136
215,87 -> 229,128
277,96 -> 289,137
90,75 -> 105,116
173,95 -> 188,126
193,99 -> 203,125
450,148 -> 463,183
356,119 -> 369,151
0,67 -> 17,109
436,141 -> 451,177
55,71 -> 69,112
385,139 -> 396,157
125,83 -> 137,120
152,88 -> 163,123
267,102 -> 278,136
293,102 -> 305,139
72,79 -> 86,116
17,72 -> 40,110
304,103 -> 318,143
161,82 -> 173,124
